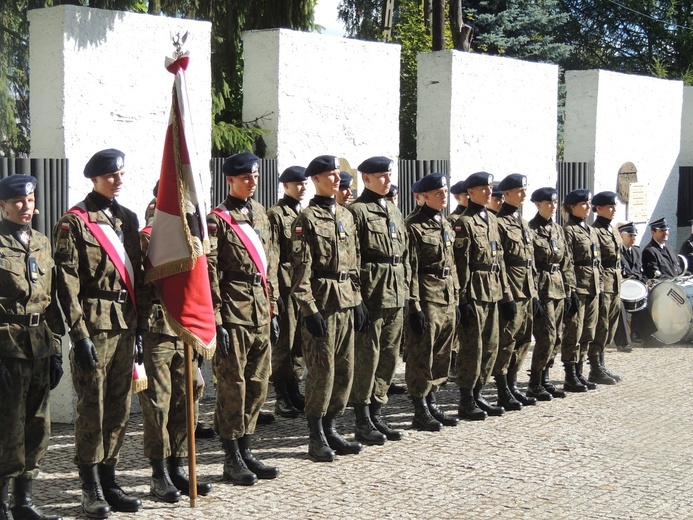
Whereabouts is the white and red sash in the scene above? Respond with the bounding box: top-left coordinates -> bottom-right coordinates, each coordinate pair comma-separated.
69,202 -> 136,307
213,204 -> 268,294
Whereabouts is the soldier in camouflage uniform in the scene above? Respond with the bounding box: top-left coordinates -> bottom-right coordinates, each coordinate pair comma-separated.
53,149 -> 149,518
527,188 -> 572,401
349,156 -> 409,445
0,175 -> 64,520
405,172 -> 459,431
138,211 -> 212,503
454,172 -> 515,421
207,152 -> 280,486
291,155 -> 369,462
336,171 -> 354,206
561,189 -> 601,393
589,191 -> 623,385
492,174 -> 538,411
267,166 -> 309,419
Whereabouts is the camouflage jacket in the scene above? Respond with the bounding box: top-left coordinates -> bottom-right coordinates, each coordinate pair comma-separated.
207,195 -> 278,328
53,192 -> 149,342
0,222 -> 63,359
592,216 -> 622,294
290,197 -> 362,316
446,205 -> 465,227
528,213 -> 572,300
139,227 -> 176,337
267,195 -> 301,299
563,216 -> 602,296
496,204 -> 537,300
349,189 -> 410,310
406,204 -> 459,311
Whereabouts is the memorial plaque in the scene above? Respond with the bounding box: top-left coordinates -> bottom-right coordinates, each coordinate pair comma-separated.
628,182 -> 648,223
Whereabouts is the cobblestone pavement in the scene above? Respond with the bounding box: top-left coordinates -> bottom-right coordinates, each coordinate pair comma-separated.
31,344 -> 693,519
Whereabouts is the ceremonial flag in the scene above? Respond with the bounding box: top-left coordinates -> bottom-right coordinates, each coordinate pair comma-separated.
145,49 -> 216,358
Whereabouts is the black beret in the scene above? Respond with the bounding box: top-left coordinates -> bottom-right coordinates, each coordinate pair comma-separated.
411,180 -> 420,194
466,171 -> 494,190
498,174 -> 528,192
84,148 -> 125,178
415,172 -> 447,193
358,156 -> 394,174
591,191 -> 618,206
278,166 -> 307,183
305,155 -> 340,177
564,189 -> 591,205
152,180 -> 159,198
618,221 -> 637,235
650,217 -> 669,231
531,187 -> 558,203
339,171 -> 353,189
387,184 -> 398,198
0,175 -> 37,200
450,180 -> 467,195
223,152 -> 260,177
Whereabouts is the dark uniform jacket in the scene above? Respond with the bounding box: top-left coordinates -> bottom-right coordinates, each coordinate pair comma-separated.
678,234 -> 693,273
528,213 -> 571,300
496,203 -> 537,301
620,245 -> 646,283
563,215 -> 601,296
642,239 -> 682,280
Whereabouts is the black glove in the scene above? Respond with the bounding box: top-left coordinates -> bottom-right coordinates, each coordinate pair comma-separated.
567,290 -> 580,317
49,354 -> 64,390
304,311 -> 326,338
533,297 -> 545,319
499,300 -> 517,321
599,292 -> 606,309
0,361 -> 11,397
460,303 -> 476,328
455,305 -> 462,328
135,328 -> 146,364
270,315 -> 280,345
409,310 -> 426,336
277,296 -> 285,316
216,325 -> 230,358
354,302 -> 369,333
73,337 -> 98,371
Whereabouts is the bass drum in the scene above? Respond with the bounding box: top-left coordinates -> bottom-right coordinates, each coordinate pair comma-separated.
620,279 -> 648,312
648,281 -> 693,344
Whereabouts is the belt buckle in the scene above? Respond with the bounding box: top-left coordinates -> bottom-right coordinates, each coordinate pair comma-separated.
593,259 -> 600,267
440,267 -> 451,279
391,254 -> 401,266
550,264 -> 560,273
252,273 -> 263,286
28,313 -> 41,327
491,264 -> 500,274
526,259 -> 532,268
338,271 -> 349,282
116,290 -> 128,303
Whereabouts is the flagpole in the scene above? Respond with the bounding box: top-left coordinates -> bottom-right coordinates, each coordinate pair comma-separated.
184,342 -> 198,507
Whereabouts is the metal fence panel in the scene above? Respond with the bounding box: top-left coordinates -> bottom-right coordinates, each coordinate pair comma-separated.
556,161 -> 594,225
211,158 -> 279,209
397,159 -> 449,218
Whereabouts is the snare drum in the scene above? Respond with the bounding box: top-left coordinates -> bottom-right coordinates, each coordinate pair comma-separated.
648,281 -> 693,344
621,279 -> 648,312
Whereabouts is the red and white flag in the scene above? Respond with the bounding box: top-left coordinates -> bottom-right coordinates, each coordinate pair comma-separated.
145,51 -> 216,358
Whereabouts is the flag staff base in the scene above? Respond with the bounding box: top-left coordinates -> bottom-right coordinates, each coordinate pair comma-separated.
185,342 -> 199,507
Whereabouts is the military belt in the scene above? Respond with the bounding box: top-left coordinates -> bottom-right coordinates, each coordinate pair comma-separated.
505,259 -> 532,268
470,263 -> 501,274
84,288 -> 128,303
313,269 -> 350,282
537,262 -> 561,273
574,259 -> 600,267
362,254 -> 402,266
0,312 -> 46,327
601,259 -> 621,269
220,271 -> 263,286
419,266 -> 451,279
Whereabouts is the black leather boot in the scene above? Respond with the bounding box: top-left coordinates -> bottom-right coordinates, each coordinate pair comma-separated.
195,423 -> 215,439
1,483 -> 11,520
458,388 -> 487,421
237,436 -> 279,479
257,411 -> 276,425
323,414 -> 362,455
599,351 -> 622,382
10,477 -> 62,520
411,396 -> 443,431
474,384 -> 505,416
78,464 -> 110,519
286,378 -> 305,412
370,402 -> 403,441
494,374 -> 522,411
167,456 -> 213,495
353,404 -> 386,445
274,380 -> 300,418
221,439 -> 257,486
307,416 -> 335,462
148,459 -> 180,503
563,363 -> 588,392
425,392 -> 459,426
542,368 -> 566,398
587,355 -> 616,385
98,464 -> 141,513
507,370 -> 536,405
527,369 -> 553,401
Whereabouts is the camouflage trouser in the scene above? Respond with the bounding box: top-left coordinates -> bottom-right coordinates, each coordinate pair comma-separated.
531,298 -> 564,371
589,292 -> 620,356
302,308 -> 354,417
562,293 -> 599,364
138,332 -> 198,460
456,300 -> 499,389
271,293 -> 301,383
213,323 -> 271,441
0,356 -> 50,485
350,307 -> 403,406
493,298 -> 533,376
71,329 -> 134,466
405,301 -> 455,398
